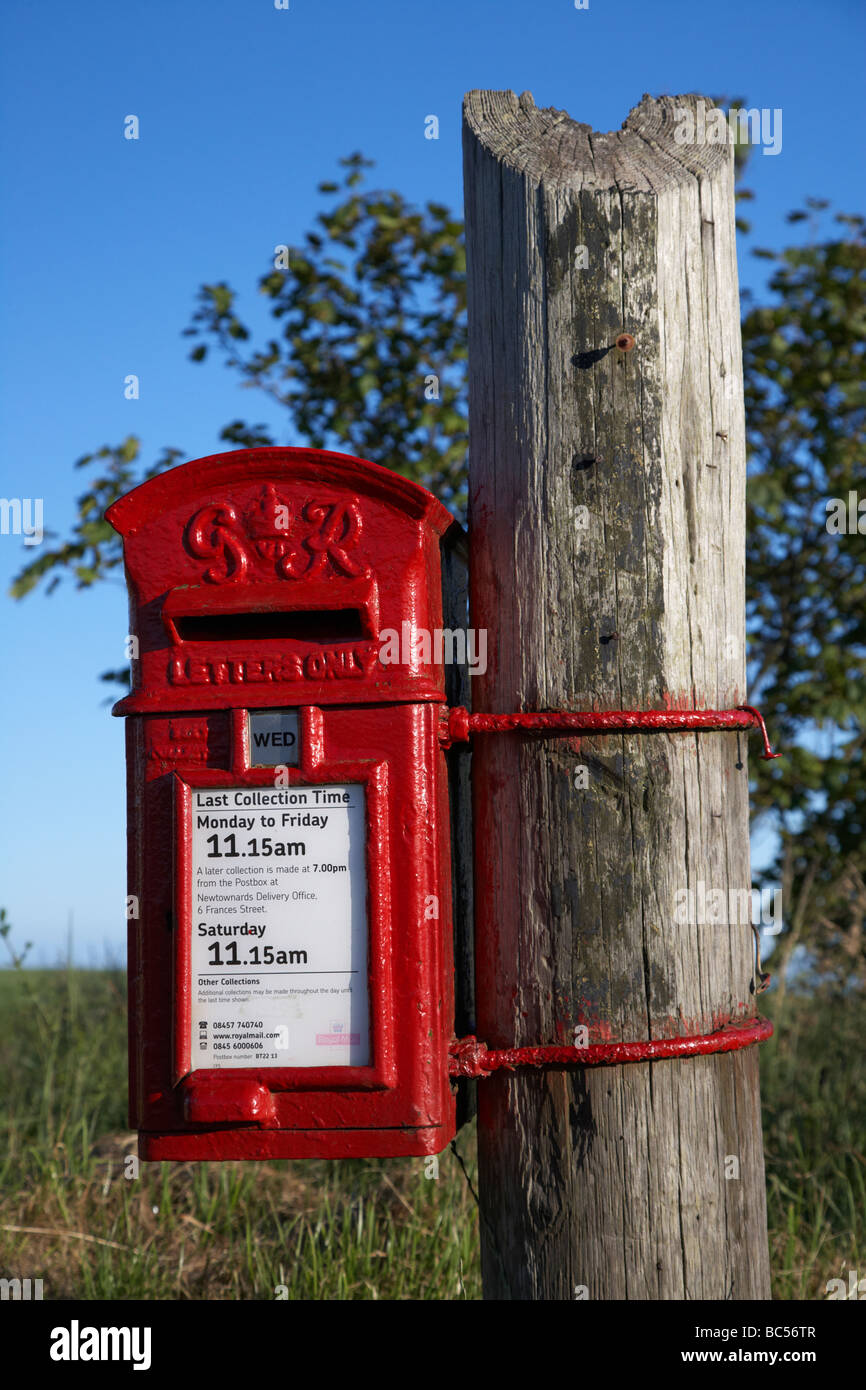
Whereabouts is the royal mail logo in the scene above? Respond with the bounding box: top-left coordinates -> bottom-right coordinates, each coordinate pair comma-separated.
316,1030 -> 361,1046
185,486 -> 370,584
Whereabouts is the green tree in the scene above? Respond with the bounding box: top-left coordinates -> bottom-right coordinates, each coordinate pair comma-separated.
183,153 -> 467,509
743,203 -> 866,996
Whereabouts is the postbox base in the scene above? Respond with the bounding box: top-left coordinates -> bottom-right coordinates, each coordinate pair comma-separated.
139,1126 -> 452,1161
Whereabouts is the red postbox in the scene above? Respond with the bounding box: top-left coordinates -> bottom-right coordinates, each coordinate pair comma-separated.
107,446 -> 460,1159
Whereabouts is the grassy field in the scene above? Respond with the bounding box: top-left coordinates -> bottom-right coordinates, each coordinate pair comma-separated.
0,966 -> 862,1300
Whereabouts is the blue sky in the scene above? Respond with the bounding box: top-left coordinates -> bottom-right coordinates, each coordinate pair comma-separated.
1,0 -> 863,963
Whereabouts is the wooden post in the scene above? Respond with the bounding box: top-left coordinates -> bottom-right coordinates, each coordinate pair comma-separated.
462,90 -> 772,1300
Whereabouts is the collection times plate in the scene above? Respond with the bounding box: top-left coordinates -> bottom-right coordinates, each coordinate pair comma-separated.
188,783 -> 369,1068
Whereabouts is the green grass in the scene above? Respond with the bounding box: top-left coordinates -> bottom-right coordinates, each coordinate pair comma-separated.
760,988 -> 866,1300
0,965 -> 862,1299
0,966 -> 479,1299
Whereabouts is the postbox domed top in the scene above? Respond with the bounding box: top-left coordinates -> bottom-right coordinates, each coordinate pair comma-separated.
105,446 -> 455,537
106,446 -> 462,715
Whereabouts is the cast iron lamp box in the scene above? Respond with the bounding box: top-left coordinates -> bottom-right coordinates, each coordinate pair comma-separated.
107,446 -> 460,1160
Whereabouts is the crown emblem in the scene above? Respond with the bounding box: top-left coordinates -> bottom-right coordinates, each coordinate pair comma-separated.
245,485 -> 293,565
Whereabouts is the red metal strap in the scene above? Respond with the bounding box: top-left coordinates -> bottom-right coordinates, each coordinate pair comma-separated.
445,704 -> 781,760
448,1016 -> 773,1077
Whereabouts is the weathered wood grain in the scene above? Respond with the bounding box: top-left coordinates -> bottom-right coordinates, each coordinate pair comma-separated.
463,90 -> 771,1300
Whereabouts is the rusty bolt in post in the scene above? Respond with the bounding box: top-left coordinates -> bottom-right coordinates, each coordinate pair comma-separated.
615,333 -> 635,352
